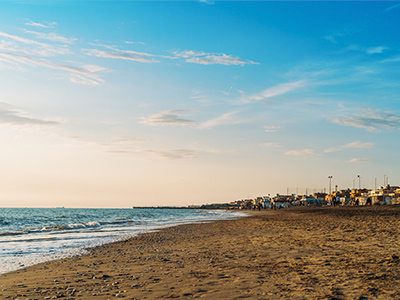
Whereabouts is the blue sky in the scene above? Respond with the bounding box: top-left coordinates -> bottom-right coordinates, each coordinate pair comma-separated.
0,1 -> 399,207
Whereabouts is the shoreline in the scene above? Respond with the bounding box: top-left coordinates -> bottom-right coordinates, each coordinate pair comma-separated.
1,206 -> 400,299
0,208 -> 244,276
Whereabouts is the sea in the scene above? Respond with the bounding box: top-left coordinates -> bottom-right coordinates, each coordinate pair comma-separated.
0,207 -> 246,275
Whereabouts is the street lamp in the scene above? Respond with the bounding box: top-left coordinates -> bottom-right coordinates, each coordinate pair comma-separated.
357,175 -> 361,189
328,176 -> 333,194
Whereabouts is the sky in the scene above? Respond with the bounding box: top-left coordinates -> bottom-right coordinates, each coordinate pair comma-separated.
0,1 -> 400,208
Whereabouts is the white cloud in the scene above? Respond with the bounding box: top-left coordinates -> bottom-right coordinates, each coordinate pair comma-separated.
264,125 -> 280,133
146,149 -> 198,160
174,50 -> 207,58
124,41 -> 145,45
174,49 -> 258,66
186,54 -> 257,66
261,142 -> 281,148
122,49 -> 156,57
198,111 -> 246,129
324,35 -> 337,44
140,110 -> 195,126
342,141 -> 374,148
25,21 -> 57,29
0,102 -> 61,126
0,31 -> 70,57
240,80 -> 306,103
115,136 -> 148,144
324,147 -> 341,153
0,51 -> 105,85
366,46 -> 388,55
284,149 -> 318,157
348,158 -> 371,163
330,109 -> 400,132
324,141 -> 374,153
85,49 -> 159,63
221,86 -> 233,96
323,32 -> 344,44
66,135 -> 201,160
381,56 -> 400,63
385,3 -> 400,12
23,30 -> 77,44
346,44 -> 389,55
70,74 -> 104,85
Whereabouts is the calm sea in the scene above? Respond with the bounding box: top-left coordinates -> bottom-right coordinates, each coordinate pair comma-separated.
0,207 -> 245,275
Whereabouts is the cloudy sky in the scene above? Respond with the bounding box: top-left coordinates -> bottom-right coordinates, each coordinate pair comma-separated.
0,1 -> 400,207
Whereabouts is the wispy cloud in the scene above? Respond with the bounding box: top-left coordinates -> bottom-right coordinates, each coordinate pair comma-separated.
346,45 -> 388,55
198,111 -> 246,129
348,158 -> 371,163
0,102 -> 61,126
0,29 -> 82,84
25,21 -> 57,29
140,110 -> 195,126
330,109 -> 400,132
85,46 -> 256,66
261,142 -> 281,148
221,86 -> 233,96
385,3 -> 400,12
66,134 -> 200,160
342,141 -> 374,148
174,49 -> 258,66
284,149 -> 318,157
366,46 -> 388,55
146,149 -> 198,160
186,54 -> 257,66
324,147 -> 341,153
85,49 -> 159,63
115,136 -> 149,144
0,51 -> 105,85
199,0 -> 215,4
324,32 -> 344,44
23,30 -> 77,44
240,80 -> 306,103
0,31 -> 70,57
66,135 -> 148,151
264,125 -> 280,133
380,56 -> 400,63
324,141 -> 374,153
174,50 -> 207,58
124,41 -> 145,45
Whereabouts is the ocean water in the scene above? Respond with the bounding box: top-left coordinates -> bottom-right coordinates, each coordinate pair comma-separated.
0,207 -> 245,275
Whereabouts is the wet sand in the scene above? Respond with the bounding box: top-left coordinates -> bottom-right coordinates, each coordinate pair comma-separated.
1,206 -> 400,299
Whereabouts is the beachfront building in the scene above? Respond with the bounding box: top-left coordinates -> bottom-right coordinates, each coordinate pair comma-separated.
395,188 -> 400,205
262,196 -> 272,209
348,188 -> 369,205
271,194 -> 295,208
325,189 -> 351,205
369,185 -> 400,205
300,197 -> 327,206
221,185 -> 400,211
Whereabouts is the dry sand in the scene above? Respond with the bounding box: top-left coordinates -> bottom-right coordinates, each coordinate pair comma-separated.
1,206 -> 400,299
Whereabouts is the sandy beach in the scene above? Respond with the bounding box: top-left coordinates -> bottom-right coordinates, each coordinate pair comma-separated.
1,206 -> 399,299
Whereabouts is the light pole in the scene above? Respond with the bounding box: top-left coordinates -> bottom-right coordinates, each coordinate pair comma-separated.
357,175 -> 361,189
328,176 -> 333,194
